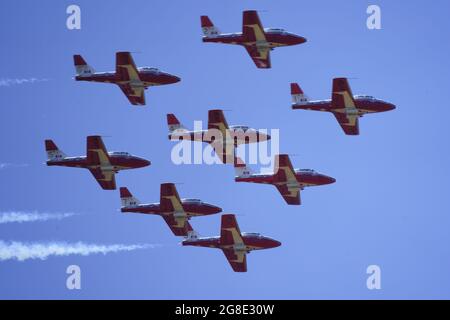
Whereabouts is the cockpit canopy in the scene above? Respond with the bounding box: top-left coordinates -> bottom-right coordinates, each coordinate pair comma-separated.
242,232 -> 261,237
354,95 -> 375,100
230,125 -> 251,131
139,67 -> 160,73
109,151 -> 130,156
296,168 -> 315,173
182,198 -> 202,203
264,28 -> 286,33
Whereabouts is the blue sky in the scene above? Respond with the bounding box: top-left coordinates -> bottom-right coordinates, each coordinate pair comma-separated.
1,0 -> 450,299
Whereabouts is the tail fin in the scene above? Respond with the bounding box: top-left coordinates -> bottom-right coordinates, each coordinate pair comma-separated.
167,114 -> 186,133
291,83 -> 309,105
201,16 -> 220,37
234,157 -> 253,178
45,139 -> 66,161
120,187 -> 140,208
73,54 -> 95,76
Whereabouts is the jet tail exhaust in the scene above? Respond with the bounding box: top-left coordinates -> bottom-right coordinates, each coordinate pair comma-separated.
120,187 -> 140,208
45,139 -> 67,161
73,54 -> 95,76
201,16 -> 220,37
291,83 -> 309,105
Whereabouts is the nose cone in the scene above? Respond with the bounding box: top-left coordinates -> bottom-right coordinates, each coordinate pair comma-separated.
137,158 -> 151,168
320,174 -> 336,185
293,35 -> 307,45
268,239 -> 282,249
257,131 -> 271,142
205,203 -> 223,215
164,73 -> 181,84
212,205 -> 223,214
385,102 -> 396,111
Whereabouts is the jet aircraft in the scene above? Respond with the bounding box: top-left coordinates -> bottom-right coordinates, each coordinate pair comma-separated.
201,10 -> 306,68
73,51 -> 180,106
167,109 -> 271,164
234,154 -> 335,205
120,183 -> 222,236
45,136 -> 150,190
291,78 -> 396,135
182,214 -> 281,272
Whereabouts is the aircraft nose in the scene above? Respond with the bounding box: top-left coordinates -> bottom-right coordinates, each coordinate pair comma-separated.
139,158 -> 151,168
386,103 -> 396,111
294,35 -> 307,45
167,74 -> 181,84
270,239 -> 282,248
210,204 -> 223,214
258,132 -> 271,141
322,175 -> 336,185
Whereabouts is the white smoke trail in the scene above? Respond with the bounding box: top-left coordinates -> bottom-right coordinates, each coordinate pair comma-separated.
0,241 -> 157,261
0,211 -> 76,224
0,163 -> 29,170
0,78 -> 49,87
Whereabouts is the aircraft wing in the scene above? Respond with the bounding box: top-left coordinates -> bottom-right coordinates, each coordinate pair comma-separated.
242,11 -> 270,68
274,154 -> 301,205
222,248 -> 247,272
244,45 -> 271,69
208,109 -> 229,137
86,136 -> 111,166
118,83 -> 146,106
274,154 -> 297,184
275,184 -> 301,205
162,215 -> 193,236
331,78 -> 356,110
89,167 -> 116,190
160,183 -> 184,212
219,215 -> 247,272
116,52 -> 140,82
331,78 -> 359,135
209,144 -> 235,164
220,214 -> 244,246
333,112 -> 360,135
242,10 -> 266,42
207,109 -> 234,163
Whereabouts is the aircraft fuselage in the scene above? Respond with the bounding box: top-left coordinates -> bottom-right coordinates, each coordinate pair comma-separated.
46,154 -> 150,171
183,234 -> 281,252
121,201 -> 222,217
203,31 -> 306,48
236,170 -> 336,188
292,96 -> 395,116
75,70 -> 180,87
169,129 -> 271,145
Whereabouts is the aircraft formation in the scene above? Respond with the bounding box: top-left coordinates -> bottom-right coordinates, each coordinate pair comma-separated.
46,10 -> 395,272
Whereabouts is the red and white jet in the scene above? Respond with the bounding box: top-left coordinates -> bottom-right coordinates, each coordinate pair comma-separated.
234,154 -> 335,205
183,214 -> 281,272
291,78 -> 396,135
167,109 -> 271,164
73,51 -> 180,106
45,136 -> 150,190
120,183 -> 222,237
201,10 -> 307,68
